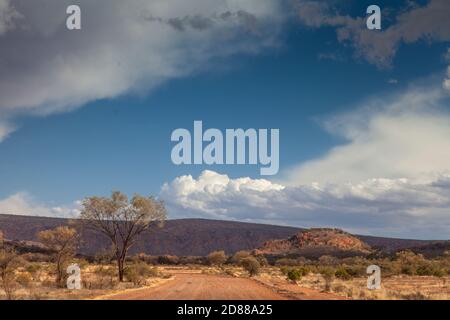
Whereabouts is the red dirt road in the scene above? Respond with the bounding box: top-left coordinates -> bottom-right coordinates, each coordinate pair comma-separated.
107,273 -> 286,300
104,273 -> 344,300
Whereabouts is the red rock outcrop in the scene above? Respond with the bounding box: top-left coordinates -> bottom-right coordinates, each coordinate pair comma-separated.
255,228 -> 371,255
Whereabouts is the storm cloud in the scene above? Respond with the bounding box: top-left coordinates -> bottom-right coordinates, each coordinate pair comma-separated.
294,0 -> 450,68
0,0 -> 283,141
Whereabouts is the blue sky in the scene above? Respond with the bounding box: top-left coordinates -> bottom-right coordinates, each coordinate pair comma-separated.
1,0 -> 450,238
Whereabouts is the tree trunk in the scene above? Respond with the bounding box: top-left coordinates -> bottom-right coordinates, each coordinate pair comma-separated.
116,246 -> 129,282
117,256 -> 125,282
56,255 -> 64,287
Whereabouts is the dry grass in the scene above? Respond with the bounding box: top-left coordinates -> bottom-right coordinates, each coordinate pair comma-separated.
0,263 -> 168,300
158,265 -> 450,300
1,263 -> 449,300
256,267 -> 450,300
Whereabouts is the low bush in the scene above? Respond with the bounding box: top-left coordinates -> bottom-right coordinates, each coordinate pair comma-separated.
241,257 -> 261,277
15,272 -> 33,287
179,256 -> 207,265
287,269 -> 302,282
124,262 -> 159,286
319,267 -> 335,292
90,266 -> 117,289
207,251 -> 227,266
255,255 -> 269,267
157,255 -> 179,265
230,251 -> 251,265
275,258 -> 300,266
21,253 -> 52,263
335,267 -> 352,280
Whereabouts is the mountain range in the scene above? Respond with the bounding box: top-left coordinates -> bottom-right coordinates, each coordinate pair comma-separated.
0,214 -> 447,257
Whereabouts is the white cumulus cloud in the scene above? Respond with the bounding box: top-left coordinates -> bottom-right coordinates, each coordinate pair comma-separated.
161,170 -> 284,217
283,87 -> 450,185
161,170 -> 450,239
444,65 -> 450,91
0,192 -> 81,218
161,86 -> 450,239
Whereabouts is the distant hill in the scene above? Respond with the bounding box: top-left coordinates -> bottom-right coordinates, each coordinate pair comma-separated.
0,214 -> 446,257
254,228 -> 372,258
0,214 -> 302,256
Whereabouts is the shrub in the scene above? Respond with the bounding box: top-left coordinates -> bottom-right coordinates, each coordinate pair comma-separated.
297,266 -> 311,276
343,265 -> 366,277
396,250 -> 427,275
432,268 -> 446,277
16,272 -> 33,287
279,266 -> 291,275
318,255 -> 338,266
335,267 -> 352,280
92,266 -> 118,289
41,278 -> 55,288
25,263 -> 41,273
207,251 -> 227,266
94,248 -> 115,264
319,267 -> 335,277
132,254 -> 159,265
287,269 -> 302,282
319,267 -> 335,292
158,255 -> 179,265
416,265 -> 433,276
74,258 -> 89,269
401,291 -> 429,300
416,264 -> 446,277
401,265 -> 414,275
37,226 -> 78,287
0,248 -> 21,299
179,256 -> 207,265
275,258 -> 299,266
21,253 -> 52,263
25,263 -> 43,281
241,257 -> 261,277
255,255 -> 269,267
230,251 -> 250,265
125,262 -> 159,285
